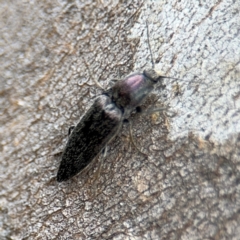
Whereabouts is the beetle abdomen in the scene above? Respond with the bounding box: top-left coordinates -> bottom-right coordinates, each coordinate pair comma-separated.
57,95 -> 122,182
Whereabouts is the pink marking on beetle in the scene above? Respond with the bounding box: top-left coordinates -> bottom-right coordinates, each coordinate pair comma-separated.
125,75 -> 144,91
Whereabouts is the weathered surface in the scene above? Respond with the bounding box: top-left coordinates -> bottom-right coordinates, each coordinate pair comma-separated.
0,0 -> 240,239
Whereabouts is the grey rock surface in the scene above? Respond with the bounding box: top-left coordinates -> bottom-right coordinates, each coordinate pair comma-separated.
0,0 -> 240,239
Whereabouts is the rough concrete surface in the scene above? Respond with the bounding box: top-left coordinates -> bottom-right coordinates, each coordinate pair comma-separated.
0,0 -> 240,239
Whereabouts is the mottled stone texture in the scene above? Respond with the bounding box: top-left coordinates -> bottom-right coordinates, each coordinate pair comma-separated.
0,0 -> 240,239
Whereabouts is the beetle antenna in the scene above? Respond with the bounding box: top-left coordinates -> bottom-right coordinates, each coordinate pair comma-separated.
146,21 -> 183,82
146,20 -> 155,69
160,76 -> 183,81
